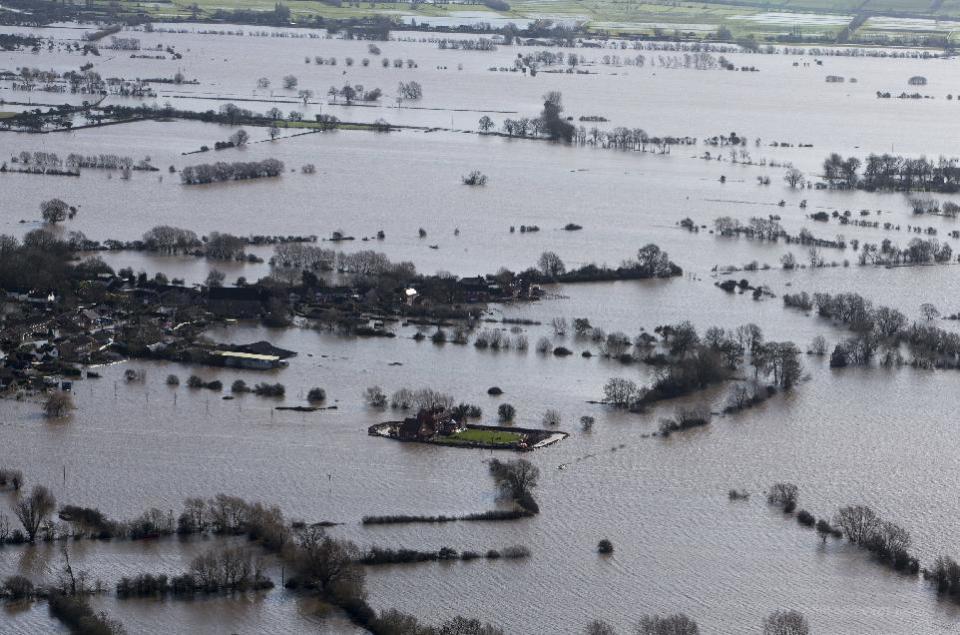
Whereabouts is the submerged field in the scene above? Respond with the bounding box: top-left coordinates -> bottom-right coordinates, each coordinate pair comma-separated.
2,17 -> 960,635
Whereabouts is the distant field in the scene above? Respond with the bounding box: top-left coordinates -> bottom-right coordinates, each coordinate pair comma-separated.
120,0 -> 960,38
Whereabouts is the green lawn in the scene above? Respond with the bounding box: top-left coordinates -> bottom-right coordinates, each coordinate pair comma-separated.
0,112 -> 15,119
443,428 -> 524,446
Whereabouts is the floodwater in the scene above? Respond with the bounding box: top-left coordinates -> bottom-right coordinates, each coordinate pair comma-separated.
1,22 -> 960,634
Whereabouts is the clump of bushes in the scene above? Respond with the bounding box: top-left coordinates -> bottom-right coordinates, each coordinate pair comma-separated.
48,593 -> 125,634
253,383 -> 285,397
462,170 -> 488,186
497,403 -> 516,422
597,539 -> 614,554
187,375 -> 221,391
166,374 -> 180,386
1,575 -> 35,599
451,403 -> 482,420
658,405 -> 711,437
231,379 -> 249,393
307,387 -> 326,402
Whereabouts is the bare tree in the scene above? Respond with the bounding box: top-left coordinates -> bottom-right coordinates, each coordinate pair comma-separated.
835,505 -> 881,545
783,167 -> 804,189
14,485 -> 56,542
538,251 -> 566,279
489,458 -> 539,499
603,377 -> 638,408
767,482 -> 798,510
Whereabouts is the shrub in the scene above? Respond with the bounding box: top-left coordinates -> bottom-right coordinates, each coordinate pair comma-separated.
541,409 -> 561,427
597,539 -> 614,554
231,379 -> 249,393
166,374 -> 180,386
497,403 -> 515,422
366,386 -> 387,407
187,375 -> 203,389
796,510 -> 815,527
487,386 -> 503,396
307,387 -> 326,402
462,170 -> 488,186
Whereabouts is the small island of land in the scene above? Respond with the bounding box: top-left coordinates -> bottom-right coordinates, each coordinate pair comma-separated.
369,410 -> 567,451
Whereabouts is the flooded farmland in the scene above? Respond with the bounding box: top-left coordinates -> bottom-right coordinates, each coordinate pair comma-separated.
1,13 -> 960,635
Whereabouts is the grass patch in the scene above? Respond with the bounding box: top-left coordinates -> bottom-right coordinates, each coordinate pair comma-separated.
443,428 -> 524,446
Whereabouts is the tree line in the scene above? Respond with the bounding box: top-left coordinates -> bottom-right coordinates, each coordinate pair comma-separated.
823,152 -> 960,193
179,158 -> 285,185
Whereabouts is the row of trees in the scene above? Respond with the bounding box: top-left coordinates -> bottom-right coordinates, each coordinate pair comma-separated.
856,237 -> 953,266
823,152 -> 960,192
786,290 -> 960,368
535,244 -> 680,282
585,610 -> 809,634
179,158 -> 284,185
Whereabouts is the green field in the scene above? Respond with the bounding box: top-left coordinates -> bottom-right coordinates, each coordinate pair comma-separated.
51,0 -> 960,41
443,428 -> 524,446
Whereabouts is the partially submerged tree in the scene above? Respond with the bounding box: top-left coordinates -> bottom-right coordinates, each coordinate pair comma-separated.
763,610 -> 809,635
43,392 -> 75,418
41,198 -> 69,224
14,485 -> 56,542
